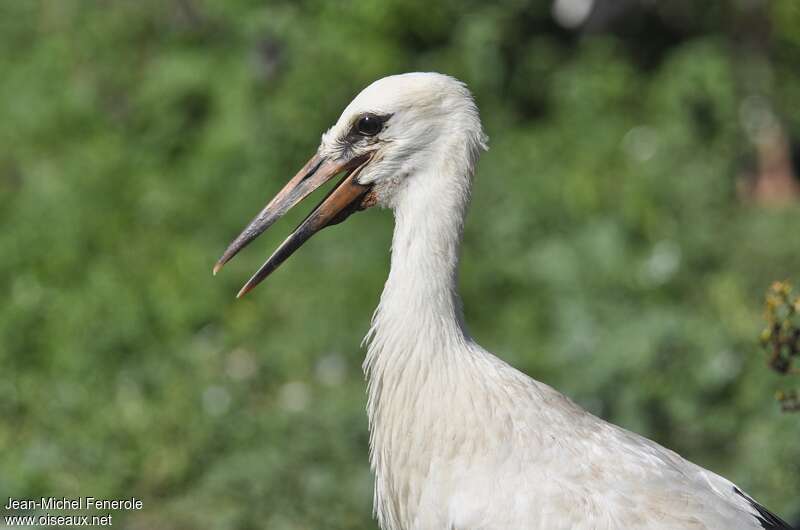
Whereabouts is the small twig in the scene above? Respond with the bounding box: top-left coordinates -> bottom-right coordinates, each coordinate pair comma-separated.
760,281 -> 800,412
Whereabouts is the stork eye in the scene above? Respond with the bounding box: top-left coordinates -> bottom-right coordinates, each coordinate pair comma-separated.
356,114 -> 383,136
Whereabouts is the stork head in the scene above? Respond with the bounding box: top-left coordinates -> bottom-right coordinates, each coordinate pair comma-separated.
214,72 -> 486,297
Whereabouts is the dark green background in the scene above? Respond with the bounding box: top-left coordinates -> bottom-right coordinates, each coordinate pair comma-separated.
2,1 -> 799,528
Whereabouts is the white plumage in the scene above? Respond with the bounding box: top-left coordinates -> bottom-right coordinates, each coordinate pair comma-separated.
218,73 -> 792,530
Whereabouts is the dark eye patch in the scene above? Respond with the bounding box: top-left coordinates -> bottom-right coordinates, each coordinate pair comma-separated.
357,114 -> 382,136
348,113 -> 391,139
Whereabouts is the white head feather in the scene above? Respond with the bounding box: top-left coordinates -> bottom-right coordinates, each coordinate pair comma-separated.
319,72 -> 488,209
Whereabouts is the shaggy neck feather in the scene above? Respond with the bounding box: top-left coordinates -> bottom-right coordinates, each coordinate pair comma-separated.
362,129 -> 482,529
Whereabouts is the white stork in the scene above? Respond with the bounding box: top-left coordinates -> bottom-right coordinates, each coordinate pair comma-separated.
214,73 -> 792,530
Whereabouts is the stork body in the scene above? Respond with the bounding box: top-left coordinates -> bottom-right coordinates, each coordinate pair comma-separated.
216,73 -> 792,530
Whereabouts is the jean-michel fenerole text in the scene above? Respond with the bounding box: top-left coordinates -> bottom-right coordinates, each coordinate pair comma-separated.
4,497 -> 143,511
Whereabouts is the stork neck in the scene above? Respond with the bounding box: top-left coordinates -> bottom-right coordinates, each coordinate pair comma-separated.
361,119 -> 485,530
370,161 -> 473,356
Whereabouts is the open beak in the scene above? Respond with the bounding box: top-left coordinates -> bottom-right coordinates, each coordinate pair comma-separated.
214,151 -> 374,297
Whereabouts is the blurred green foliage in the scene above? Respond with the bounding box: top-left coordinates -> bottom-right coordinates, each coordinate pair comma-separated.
1,1 -> 800,528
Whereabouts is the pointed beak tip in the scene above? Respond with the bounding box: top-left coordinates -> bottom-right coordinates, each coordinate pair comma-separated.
212,262 -> 223,276
236,284 -> 252,299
